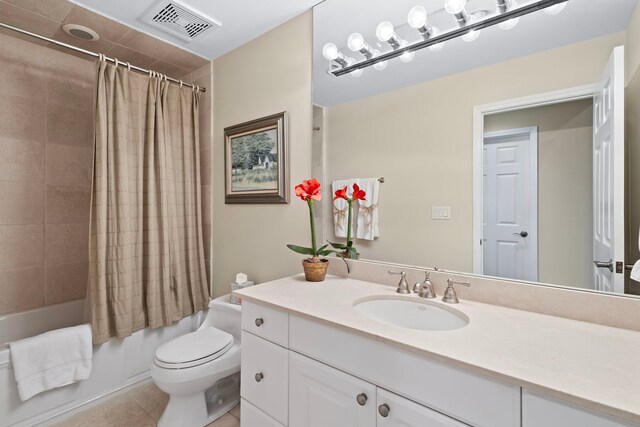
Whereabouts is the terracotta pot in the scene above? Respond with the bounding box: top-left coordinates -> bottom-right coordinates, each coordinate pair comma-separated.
302,258 -> 329,282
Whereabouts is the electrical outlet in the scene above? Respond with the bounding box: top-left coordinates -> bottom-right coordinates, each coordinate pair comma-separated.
432,206 -> 451,220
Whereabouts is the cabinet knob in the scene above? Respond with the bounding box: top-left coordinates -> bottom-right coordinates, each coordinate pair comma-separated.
255,372 -> 264,382
356,393 -> 368,406
255,318 -> 264,327
378,403 -> 390,417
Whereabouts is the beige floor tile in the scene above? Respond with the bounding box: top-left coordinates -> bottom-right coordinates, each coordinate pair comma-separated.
128,382 -> 169,421
53,394 -> 155,427
229,403 -> 240,420
206,413 -> 240,427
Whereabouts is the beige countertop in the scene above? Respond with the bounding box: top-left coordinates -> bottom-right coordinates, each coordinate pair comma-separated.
234,275 -> 640,424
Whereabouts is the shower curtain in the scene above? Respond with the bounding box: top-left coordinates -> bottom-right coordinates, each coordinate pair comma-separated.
89,59 -> 210,344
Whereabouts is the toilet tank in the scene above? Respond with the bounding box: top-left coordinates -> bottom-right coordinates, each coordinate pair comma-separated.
198,294 -> 242,342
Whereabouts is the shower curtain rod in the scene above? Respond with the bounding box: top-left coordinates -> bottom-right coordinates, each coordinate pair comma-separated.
0,21 -> 207,93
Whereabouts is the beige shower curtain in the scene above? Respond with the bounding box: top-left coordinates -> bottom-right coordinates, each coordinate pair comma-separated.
90,59 -> 210,344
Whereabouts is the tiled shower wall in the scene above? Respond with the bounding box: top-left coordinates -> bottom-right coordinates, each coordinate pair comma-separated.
0,32 -> 214,315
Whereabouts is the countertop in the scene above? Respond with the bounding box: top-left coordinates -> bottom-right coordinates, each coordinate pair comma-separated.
234,275 -> 640,424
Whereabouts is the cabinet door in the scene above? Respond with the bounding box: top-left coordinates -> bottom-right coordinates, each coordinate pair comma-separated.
289,351 -> 376,427
241,399 -> 284,427
377,388 -> 467,427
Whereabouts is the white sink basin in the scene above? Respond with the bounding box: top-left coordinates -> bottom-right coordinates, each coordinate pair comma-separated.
353,298 -> 469,331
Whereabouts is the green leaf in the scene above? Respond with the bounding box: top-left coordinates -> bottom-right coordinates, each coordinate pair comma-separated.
327,240 -> 347,250
287,244 -> 315,256
348,247 -> 358,260
347,240 -> 353,247
317,244 -> 329,252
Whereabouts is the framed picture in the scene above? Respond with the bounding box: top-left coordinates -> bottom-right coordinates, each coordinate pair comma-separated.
224,112 -> 289,204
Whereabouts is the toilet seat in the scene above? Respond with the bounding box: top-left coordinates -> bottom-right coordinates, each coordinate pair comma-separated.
154,327 -> 234,370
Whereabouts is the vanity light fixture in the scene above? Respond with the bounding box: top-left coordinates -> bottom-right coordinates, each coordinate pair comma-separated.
326,0 -> 570,77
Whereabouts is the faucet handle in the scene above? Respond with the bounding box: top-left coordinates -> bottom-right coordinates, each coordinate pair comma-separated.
388,271 -> 410,294
442,279 -> 470,304
388,270 -> 406,278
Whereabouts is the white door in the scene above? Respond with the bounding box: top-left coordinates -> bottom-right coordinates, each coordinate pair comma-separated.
483,127 -> 538,281
593,46 -> 625,294
376,388 -> 466,427
288,352 -> 376,427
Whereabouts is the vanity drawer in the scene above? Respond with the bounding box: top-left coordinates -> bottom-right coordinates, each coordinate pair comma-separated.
241,331 -> 288,425
241,398 -> 285,427
289,314 -> 520,427
242,300 -> 288,347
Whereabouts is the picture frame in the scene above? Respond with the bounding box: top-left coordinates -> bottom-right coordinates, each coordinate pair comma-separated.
224,112 -> 289,204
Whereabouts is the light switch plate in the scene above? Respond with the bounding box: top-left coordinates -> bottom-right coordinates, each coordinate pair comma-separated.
432,206 -> 451,220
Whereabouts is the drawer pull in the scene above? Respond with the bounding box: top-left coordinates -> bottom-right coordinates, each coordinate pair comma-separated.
378,403 -> 390,417
356,393 -> 368,406
255,372 -> 264,382
255,317 -> 264,327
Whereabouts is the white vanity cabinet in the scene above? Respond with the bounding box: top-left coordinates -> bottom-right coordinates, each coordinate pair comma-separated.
376,388 -> 467,427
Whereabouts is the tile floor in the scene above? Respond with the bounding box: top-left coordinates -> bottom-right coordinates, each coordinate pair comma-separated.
52,382 -> 240,427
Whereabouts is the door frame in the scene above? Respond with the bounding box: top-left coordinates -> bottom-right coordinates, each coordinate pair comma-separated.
472,84 -> 598,275
483,126 -> 539,281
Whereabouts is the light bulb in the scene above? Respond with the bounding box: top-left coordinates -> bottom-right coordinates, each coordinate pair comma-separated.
499,17 -> 519,30
444,0 -> 466,14
346,57 -> 363,77
462,28 -> 480,42
322,43 -> 338,61
408,5 -> 428,29
428,27 -> 444,51
399,41 -> 415,63
347,33 -> 365,52
376,21 -> 395,42
544,3 -> 566,15
372,50 -> 388,70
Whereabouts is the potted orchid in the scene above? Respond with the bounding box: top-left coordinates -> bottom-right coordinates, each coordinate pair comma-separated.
287,178 -> 345,282
328,183 -> 366,259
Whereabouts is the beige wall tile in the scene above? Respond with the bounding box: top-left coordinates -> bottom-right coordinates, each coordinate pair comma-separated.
47,76 -> 94,111
45,222 -> 89,267
148,59 -> 190,80
0,224 -> 44,270
107,43 -> 158,71
0,138 -> 44,182
0,181 -> 44,225
2,0 -> 73,22
46,104 -> 94,148
46,144 -> 93,188
62,5 -> 133,43
0,54 -> 47,99
0,91 -> 46,142
0,1 -> 61,38
0,267 -> 44,314
46,185 -> 91,224
45,262 -> 88,305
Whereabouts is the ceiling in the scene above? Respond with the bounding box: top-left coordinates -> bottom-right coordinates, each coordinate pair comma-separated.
314,0 -> 638,106
69,0 -> 324,60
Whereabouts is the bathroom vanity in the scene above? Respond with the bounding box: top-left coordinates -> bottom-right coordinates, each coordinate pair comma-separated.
234,274 -> 640,427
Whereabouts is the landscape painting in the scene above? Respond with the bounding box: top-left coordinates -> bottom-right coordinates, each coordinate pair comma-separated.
224,112 -> 288,204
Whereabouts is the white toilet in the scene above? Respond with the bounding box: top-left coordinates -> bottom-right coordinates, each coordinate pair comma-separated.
151,294 -> 242,427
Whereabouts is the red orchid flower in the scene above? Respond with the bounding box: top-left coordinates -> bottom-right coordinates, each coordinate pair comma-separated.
295,178 -> 322,202
352,183 -> 366,201
333,186 -> 348,201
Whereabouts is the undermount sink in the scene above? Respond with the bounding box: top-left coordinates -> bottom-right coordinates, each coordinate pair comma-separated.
353,298 -> 469,331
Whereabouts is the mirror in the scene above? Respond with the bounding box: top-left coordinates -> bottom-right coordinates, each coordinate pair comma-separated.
312,0 -> 640,296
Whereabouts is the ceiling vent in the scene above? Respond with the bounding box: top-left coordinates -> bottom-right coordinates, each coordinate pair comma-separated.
143,0 -> 220,42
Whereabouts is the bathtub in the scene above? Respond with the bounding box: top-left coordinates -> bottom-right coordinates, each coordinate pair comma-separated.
0,299 -> 205,426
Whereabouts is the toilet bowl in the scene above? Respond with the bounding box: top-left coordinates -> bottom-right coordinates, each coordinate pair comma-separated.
151,294 -> 242,427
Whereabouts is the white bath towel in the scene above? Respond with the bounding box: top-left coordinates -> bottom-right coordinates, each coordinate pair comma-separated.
631,228 -> 640,283
355,178 -> 380,241
332,179 -> 352,238
9,324 -> 93,401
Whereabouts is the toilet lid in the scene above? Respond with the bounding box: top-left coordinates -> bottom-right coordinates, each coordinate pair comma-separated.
155,327 -> 234,368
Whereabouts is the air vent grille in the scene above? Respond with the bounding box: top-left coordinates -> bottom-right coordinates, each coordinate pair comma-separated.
143,0 -> 220,42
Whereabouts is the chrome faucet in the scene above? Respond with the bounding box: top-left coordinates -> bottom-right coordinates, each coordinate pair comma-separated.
388,271 -> 411,294
413,271 -> 436,299
442,279 -> 470,304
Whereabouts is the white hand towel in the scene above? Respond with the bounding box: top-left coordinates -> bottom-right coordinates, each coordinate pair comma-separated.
332,179 -> 351,238
9,324 -> 93,401
356,178 -> 380,241
632,228 -> 640,283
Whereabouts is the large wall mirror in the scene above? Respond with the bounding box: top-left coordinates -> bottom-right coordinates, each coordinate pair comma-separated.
312,0 -> 640,297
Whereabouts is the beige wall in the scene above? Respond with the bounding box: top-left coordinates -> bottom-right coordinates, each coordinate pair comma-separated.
485,100 -> 593,289
211,12 -> 313,297
324,32 -> 625,273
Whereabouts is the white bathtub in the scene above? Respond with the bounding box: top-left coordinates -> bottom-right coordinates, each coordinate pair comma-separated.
0,299 -> 204,426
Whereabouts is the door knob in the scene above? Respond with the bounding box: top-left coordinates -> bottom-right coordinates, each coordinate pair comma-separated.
356,393 -> 368,406
594,259 -> 614,272
378,403 -> 390,417
513,231 -> 528,238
